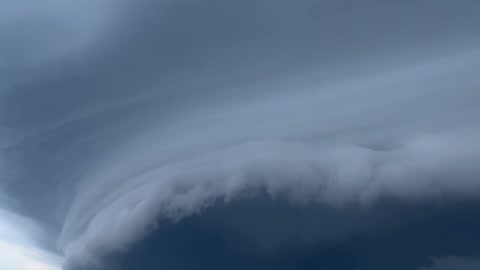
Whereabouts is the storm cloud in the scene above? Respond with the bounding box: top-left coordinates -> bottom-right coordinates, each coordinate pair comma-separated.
1,1 -> 480,270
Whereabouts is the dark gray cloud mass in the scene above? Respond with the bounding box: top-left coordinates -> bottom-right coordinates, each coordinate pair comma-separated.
1,1 -> 480,269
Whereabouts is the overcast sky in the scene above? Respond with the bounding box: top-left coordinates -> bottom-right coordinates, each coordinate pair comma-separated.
1,1 -> 480,270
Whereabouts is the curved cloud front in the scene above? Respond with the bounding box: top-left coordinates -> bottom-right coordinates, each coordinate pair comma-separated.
1,1 -> 480,270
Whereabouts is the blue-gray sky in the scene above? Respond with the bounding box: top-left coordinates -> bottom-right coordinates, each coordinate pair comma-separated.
1,1 -> 480,270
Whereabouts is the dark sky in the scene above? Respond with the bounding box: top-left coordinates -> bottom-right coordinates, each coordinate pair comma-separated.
0,1 -> 480,270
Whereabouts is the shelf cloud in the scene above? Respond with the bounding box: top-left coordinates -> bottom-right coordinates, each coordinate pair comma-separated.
1,1 -> 480,269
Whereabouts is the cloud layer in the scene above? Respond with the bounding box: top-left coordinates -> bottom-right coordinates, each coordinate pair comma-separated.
1,1 -> 480,270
